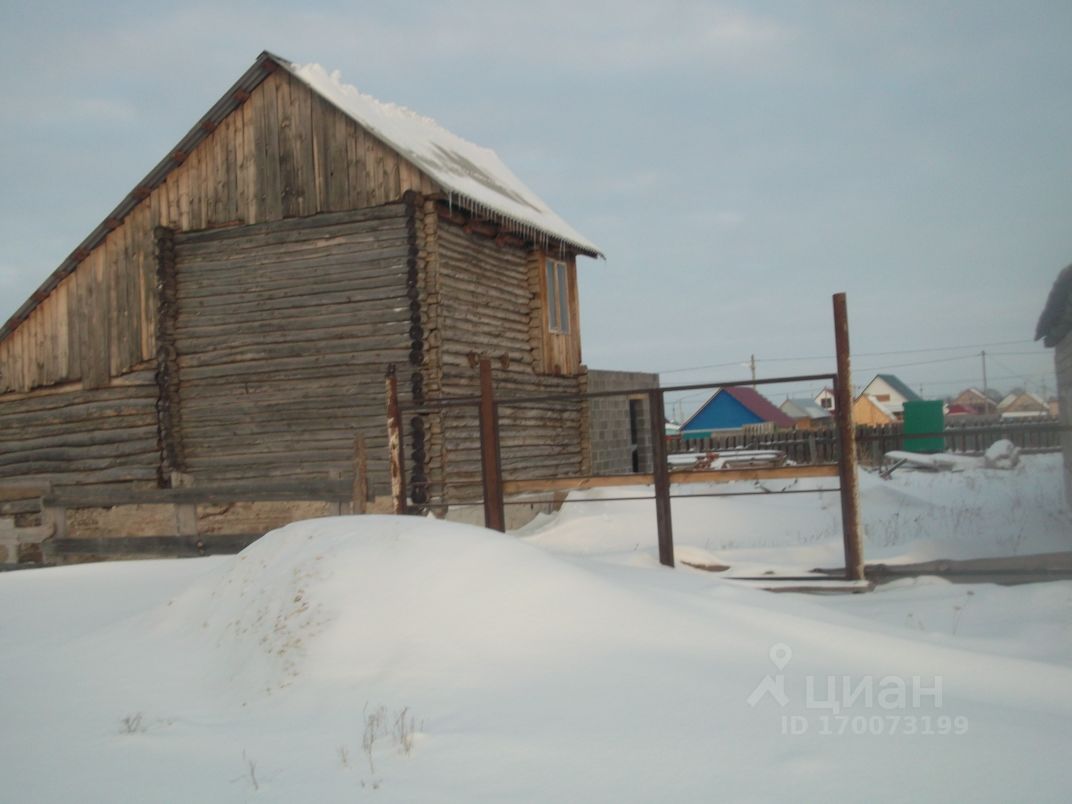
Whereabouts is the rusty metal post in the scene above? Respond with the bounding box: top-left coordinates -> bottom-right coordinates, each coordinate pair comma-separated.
352,434 -> 368,514
833,293 -> 864,581
648,388 -> 675,568
478,358 -> 506,532
385,365 -> 407,515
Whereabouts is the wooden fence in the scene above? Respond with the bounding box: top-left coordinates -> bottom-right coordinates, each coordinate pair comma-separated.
667,418 -> 1063,466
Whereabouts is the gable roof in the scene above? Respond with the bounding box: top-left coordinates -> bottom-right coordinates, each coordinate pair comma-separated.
866,374 -> 922,402
681,386 -> 796,432
1,51 -> 601,343
998,391 -> 1047,412
1036,263 -> 1072,347
952,387 -> 1002,406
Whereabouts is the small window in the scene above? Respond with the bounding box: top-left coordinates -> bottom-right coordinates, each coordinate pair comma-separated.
545,258 -> 570,334
820,397 -> 832,409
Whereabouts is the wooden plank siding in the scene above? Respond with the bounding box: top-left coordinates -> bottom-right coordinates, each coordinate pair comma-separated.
0,70 -> 437,396
169,205 -> 412,493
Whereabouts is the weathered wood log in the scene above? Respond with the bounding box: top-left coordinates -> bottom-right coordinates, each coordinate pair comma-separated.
171,301 -> 408,333
177,351 -> 409,381
176,228 -> 409,262
0,425 -> 159,455
0,435 -> 160,465
175,264 -> 408,304
176,332 -> 409,371
0,402 -> 157,429
7,466 -> 161,485
174,309 -> 406,347
176,287 -> 410,321
172,201 -> 406,246
48,534 -> 263,558
0,383 -> 156,416
176,250 -> 409,290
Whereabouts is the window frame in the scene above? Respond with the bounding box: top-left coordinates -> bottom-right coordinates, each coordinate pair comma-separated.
531,250 -> 581,376
545,257 -> 571,335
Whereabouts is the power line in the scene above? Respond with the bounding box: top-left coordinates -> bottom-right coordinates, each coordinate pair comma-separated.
854,354 -> 976,373
658,338 -> 1039,375
756,339 -> 1037,363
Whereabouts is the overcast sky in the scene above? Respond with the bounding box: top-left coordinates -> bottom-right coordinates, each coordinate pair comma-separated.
1,1 -> 1068,410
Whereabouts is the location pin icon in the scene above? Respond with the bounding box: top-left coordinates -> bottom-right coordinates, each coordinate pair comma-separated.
769,643 -> 793,670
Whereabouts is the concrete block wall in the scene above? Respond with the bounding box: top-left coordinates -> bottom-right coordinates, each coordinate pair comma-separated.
583,369 -> 660,476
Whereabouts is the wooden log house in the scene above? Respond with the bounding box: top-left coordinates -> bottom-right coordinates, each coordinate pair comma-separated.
0,51 -> 640,562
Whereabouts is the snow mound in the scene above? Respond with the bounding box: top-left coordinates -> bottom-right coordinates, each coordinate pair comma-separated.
173,516 -> 686,693
985,439 -> 1022,469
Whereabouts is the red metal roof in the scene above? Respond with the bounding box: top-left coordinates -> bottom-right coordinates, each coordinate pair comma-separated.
723,386 -> 797,428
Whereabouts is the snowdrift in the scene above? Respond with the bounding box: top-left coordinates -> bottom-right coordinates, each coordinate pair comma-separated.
1,461 -> 1070,802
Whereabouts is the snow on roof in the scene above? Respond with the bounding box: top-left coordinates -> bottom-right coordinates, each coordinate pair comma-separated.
998,391 -> 1047,411
862,394 -> 897,418
288,61 -> 602,258
781,398 -> 832,420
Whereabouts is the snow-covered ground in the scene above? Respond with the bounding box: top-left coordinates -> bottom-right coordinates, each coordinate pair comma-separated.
523,452 -> 1071,574
1,455 -> 1069,802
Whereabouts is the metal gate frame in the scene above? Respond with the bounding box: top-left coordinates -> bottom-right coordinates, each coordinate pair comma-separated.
387,294 -> 864,580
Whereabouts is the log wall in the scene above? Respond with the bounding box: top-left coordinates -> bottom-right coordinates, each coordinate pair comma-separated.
423,220 -> 584,499
0,369 -> 160,488
169,204 -> 412,493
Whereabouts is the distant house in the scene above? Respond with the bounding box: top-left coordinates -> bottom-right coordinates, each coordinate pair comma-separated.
1036,262 -> 1072,506
680,387 -> 796,439
997,391 -> 1050,418
852,394 -> 896,426
814,387 -> 837,412
779,398 -> 833,430
858,374 -> 922,419
950,387 -> 1001,415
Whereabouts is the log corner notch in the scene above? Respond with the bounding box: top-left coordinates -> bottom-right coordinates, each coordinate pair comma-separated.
403,191 -> 428,507
153,226 -> 185,486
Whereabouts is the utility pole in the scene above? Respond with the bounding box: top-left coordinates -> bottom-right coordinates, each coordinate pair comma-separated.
750,354 -> 756,388
981,350 -> 990,413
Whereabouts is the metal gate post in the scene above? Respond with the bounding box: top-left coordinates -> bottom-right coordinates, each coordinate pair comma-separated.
478,359 -> 506,532
833,293 -> 864,581
648,388 -> 675,568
